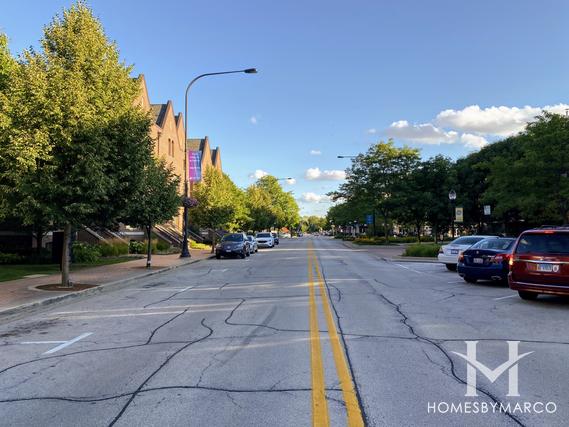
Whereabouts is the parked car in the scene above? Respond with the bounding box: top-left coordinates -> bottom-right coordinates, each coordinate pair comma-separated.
509,227 -> 569,300
271,232 -> 280,245
255,232 -> 274,248
215,233 -> 250,259
246,235 -> 258,253
457,237 -> 516,283
438,235 -> 495,270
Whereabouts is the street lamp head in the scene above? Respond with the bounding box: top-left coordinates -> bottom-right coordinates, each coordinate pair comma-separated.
244,68 -> 258,74
448,189 -> 457,201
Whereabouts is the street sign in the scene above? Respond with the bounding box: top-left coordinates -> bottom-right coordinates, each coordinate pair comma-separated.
455,207 -> 464,223
484,205 -> 491,216
366,214 -> 373,225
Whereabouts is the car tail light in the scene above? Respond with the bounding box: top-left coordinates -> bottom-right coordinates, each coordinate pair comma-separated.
509,256 -> 514,267
438,247 -> 444,254
491,253 -> 511,264
458,252 -> 464,262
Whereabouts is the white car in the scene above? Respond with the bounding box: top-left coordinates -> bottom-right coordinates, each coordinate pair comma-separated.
255,232 -> 274,248
438,235 -> 494,270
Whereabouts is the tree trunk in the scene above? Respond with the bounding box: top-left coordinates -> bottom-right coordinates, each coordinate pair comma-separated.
211,230 -> 216,254
416,222 -> 421,242
146,225 -> 152,269
433,225 -> 438,244
61,223 -> 72,288
383,216 -> 389,242
34,226 -> 43,255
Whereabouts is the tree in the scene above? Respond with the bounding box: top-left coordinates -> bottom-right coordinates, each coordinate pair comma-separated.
245,184 -> 275,231
1,2 -> 149,286
484,113 -> 569,227
190,167 -> 248,251
248,176 -> 300,233
121,158 -> 180,268
332,140 -> 420,239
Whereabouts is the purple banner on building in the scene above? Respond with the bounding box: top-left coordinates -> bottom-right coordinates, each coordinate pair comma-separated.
188,151 -> 202,182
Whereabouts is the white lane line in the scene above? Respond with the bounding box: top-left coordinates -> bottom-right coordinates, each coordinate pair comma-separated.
43,333 -> 93,355
447,280 -> 464,284
21,340 -> 66,345
494,294 -> 518,301
395,264 -> 424,274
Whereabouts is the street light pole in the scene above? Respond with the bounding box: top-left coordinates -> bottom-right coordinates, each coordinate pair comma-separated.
448,189 -> 457,239
181,68 -> 257,258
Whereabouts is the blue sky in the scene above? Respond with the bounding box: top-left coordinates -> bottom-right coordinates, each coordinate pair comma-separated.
3,1 -> 569,215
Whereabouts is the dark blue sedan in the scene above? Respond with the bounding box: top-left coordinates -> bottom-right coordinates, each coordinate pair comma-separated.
457,237 -> 516,284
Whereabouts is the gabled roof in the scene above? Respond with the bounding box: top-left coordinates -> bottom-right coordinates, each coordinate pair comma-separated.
150,104 -> 168,127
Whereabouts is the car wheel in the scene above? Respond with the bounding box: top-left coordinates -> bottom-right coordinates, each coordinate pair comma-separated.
256,248 -> 258,253
246,249 -> 250,257
464,276 -> 477,283
240,250 -> 246,259
518,291 -> 538,300
216,254 -> 221,259
445,264 -> 457,271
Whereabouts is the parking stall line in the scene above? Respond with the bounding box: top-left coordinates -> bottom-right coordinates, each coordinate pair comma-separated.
494,294 -> 518,301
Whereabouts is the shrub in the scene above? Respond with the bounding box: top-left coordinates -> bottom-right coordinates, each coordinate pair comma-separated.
0,253 -> 25,264
403,243 -> 441,258
72,242 -> 101,263
190,240 -> 210,250
100,240 -> 129,257
129,240 -> 146,254
156,239 -> 171,252
353,237 -> 390,245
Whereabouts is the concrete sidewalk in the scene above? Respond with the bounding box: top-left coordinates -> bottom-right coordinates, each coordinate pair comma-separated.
341,241 -> 439,263
0,249 -> 213,320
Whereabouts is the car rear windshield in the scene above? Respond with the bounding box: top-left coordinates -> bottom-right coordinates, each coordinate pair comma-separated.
222,234 -> 243,242
515,233 -> 569,255
451,236 -> 485,245
256,233 -> 271,237
471,238 -> 515,250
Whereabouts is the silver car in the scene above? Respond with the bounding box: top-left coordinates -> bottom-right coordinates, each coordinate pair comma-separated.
246,235 -> 259,253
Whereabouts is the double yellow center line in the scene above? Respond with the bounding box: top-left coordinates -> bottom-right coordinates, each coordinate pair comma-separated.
307,242 -> 364,427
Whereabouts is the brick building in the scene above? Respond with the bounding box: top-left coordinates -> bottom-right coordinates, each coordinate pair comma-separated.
134,75 -> 222,233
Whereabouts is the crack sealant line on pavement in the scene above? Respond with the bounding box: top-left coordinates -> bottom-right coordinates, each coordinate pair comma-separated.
309,242 -> 368,427
309,244 -> 365,427
360,274 -> 527,427
108,318 -> 214,427
0,256 -> 214,324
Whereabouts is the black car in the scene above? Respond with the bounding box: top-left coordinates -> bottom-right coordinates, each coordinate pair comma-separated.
215,233 -> 250,259
457,237 -> 516,283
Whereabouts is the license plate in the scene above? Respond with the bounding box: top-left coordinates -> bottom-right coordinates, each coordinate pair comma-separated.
537,263 -> 553,272
473,258 -> 483,264
225,248 -> 232,252
451,249 -> 459,254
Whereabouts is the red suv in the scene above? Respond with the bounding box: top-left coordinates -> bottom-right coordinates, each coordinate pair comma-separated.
509,227 -> 569,300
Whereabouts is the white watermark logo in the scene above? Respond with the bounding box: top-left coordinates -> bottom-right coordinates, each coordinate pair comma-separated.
451,340 -> 533,397
427,340 -> 558,415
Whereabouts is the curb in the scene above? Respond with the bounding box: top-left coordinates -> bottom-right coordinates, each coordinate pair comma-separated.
0,255 -> 214,323
340,241 -> 440,264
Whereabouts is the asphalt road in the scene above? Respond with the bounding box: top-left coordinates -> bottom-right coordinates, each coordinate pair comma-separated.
0,237 -> 568,426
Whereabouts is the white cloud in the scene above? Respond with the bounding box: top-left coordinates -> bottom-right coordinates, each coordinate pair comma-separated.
309,149 -> 322,155
305,167 -> 346,181
386,120 -> 458,144
460,133 -> 489,149
367,128 -> 377,134
248,169 -> 268,179
250,116 -> 258,125
285,178 -> 296,185
436,104 -> 569,137
301,192 -> 331,203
